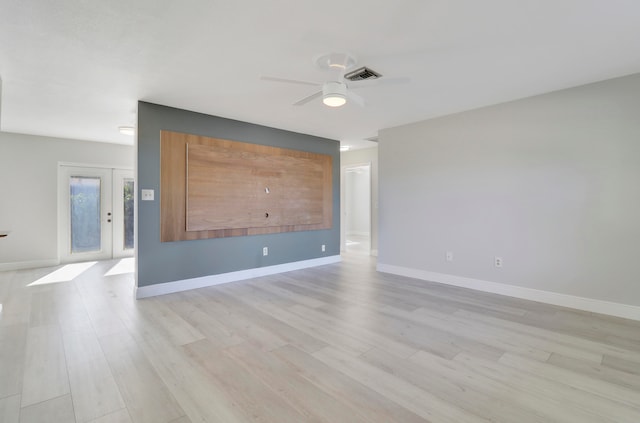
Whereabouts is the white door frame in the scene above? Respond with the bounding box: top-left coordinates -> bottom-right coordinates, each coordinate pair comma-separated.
58,164 -> 134,263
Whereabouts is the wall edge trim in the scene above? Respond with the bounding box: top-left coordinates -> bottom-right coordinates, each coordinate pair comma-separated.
136,255 -> 342,299
377,263 -> 640,322
0,259 -> 60,272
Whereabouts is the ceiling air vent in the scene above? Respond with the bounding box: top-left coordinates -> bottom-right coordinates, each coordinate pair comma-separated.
344,66 -> 382,81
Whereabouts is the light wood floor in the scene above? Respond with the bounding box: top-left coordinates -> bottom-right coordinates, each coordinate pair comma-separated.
1,254 -> 640,423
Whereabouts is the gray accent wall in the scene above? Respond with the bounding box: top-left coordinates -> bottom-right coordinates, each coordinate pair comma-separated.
137,102 -> 340,288
378,73 -> 640,307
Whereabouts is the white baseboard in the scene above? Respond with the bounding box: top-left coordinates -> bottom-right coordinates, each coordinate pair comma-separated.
0,259 -> 60,272
136,255 -> 342,299
377,263 -> 640,322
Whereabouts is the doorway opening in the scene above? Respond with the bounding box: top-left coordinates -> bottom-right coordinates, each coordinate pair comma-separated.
342,163 -> 371,255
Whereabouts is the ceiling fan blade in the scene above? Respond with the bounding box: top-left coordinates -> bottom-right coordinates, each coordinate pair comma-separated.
293,91 -> 322,106
260,75 -> 320,87
347,90 -> 365,107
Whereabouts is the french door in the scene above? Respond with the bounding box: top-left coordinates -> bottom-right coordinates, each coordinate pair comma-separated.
59,165 -> 134,263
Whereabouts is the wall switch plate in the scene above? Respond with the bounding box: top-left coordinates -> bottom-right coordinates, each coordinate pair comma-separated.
263,247 -> 268,256
322,244 -> 326,252
446,251 -> 453,262
494,256 -> 503,268
141,189 -> 154,201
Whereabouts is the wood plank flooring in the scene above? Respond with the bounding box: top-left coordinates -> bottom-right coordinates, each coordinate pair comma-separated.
1,254 -> 639,422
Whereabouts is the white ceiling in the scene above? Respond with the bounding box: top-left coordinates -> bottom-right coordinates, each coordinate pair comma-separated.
1,1 -> 640,150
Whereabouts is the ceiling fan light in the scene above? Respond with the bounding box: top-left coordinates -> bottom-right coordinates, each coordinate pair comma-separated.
323,94 -> 346,107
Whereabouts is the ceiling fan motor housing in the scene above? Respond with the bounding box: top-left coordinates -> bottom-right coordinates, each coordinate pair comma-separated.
322,81 -> 347,107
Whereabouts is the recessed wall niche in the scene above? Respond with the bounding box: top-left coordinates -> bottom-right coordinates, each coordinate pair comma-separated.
160,130 -> 332,242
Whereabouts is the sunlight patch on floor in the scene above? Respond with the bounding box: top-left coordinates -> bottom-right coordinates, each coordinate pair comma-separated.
28,261 -> 98,286
105,257 -> 135,276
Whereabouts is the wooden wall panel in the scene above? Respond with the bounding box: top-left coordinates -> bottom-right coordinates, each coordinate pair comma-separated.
160,131 -> 332,242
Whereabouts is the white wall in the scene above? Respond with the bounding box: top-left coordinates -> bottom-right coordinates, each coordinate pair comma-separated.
0,132 -> 134,269
341,147 -> 379,254
378,73 -> 640,312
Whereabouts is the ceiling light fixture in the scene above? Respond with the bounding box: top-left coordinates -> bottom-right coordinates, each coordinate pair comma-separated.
119,126 -> 135,136
340,145 -> 350,152
322,82 -> 347,107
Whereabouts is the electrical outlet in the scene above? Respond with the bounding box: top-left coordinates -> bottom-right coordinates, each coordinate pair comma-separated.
446,251 -> 453,262
321,244 -> 326,252
263,247 -> 268,256
494,256 -> 503,268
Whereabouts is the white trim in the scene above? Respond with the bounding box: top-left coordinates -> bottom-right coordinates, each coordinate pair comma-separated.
370,249 -> 378,257
136,255 -> 342,299
0,259 -> 60,272
58,161 -> 133,171
377,263 -> 640,322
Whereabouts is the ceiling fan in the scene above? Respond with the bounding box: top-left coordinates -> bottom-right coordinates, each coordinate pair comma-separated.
261,52 -> 407,108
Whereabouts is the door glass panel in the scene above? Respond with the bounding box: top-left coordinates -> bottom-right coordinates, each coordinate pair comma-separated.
70,176 -> 101,253
123,179 -> 135,250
